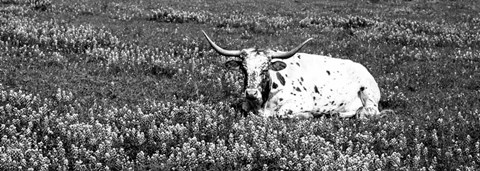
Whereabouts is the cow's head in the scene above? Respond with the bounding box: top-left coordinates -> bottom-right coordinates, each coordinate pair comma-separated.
202,31 -> 312,109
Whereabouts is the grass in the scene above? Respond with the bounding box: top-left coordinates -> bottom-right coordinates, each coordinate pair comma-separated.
0,0 -> 480,170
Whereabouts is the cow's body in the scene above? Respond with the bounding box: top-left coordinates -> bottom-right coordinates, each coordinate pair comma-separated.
260,53 -> 380,118
202,31 -> 382,119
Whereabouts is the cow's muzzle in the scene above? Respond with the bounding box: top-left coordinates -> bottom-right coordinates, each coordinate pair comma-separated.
245,88 -> 261,101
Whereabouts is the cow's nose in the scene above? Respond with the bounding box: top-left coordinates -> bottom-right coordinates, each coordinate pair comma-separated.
245,89 -> 259,99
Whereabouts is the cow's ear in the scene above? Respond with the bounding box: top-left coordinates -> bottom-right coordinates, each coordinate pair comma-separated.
269,61 -> 287,71
225,60 -> 242,69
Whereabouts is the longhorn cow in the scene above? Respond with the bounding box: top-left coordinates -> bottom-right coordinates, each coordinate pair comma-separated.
202,31 -> 382,119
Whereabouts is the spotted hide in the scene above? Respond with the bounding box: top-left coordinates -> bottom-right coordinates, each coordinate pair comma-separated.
202,30 -> 381,119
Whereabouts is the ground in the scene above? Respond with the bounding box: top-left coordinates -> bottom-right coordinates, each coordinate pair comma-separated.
0,0 -> 479,170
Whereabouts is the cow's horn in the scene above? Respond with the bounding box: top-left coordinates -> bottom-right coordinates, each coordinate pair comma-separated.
271,38 -> 313,59
202,30 -> 242,57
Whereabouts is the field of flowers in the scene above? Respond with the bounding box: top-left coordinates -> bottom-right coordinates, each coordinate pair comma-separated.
0,0 -> 479,170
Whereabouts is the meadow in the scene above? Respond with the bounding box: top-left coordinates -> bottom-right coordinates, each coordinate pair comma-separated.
0,0 -> 479,170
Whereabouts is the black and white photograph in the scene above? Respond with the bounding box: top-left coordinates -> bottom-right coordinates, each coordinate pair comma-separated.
0,0 -> 479,170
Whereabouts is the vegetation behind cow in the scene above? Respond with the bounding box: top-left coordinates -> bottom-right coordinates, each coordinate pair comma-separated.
0,0 -> 479,170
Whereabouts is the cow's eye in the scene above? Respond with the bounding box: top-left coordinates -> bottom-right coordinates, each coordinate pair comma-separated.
261,69 -> 269,75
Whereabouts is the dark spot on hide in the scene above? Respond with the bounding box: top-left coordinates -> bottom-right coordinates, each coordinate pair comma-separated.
360,86 -> 366,91
339,103 -> 344,106
295,87 -> 301,92
296,62 -> 300,66
313,96 -> 316,100
276,72 -> 285,85
326,70 -> 330,75
314,86 -> 320,94
303,87 -> 306,91
261,77 -> 271,105
279,98 -> 283,101
298,55 -> 301,59
272,82 -> 278,89
300,77 -> 304,81
330,101 -> 335,105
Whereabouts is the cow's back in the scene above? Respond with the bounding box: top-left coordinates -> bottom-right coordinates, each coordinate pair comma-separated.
264,53 -> 380,116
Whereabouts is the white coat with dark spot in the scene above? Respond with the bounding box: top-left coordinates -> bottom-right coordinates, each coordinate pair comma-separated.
263,53 -> 380,118
202,31 -> 381,119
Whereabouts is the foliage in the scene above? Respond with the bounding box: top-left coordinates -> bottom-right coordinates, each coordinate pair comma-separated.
0,0 -> 479,170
